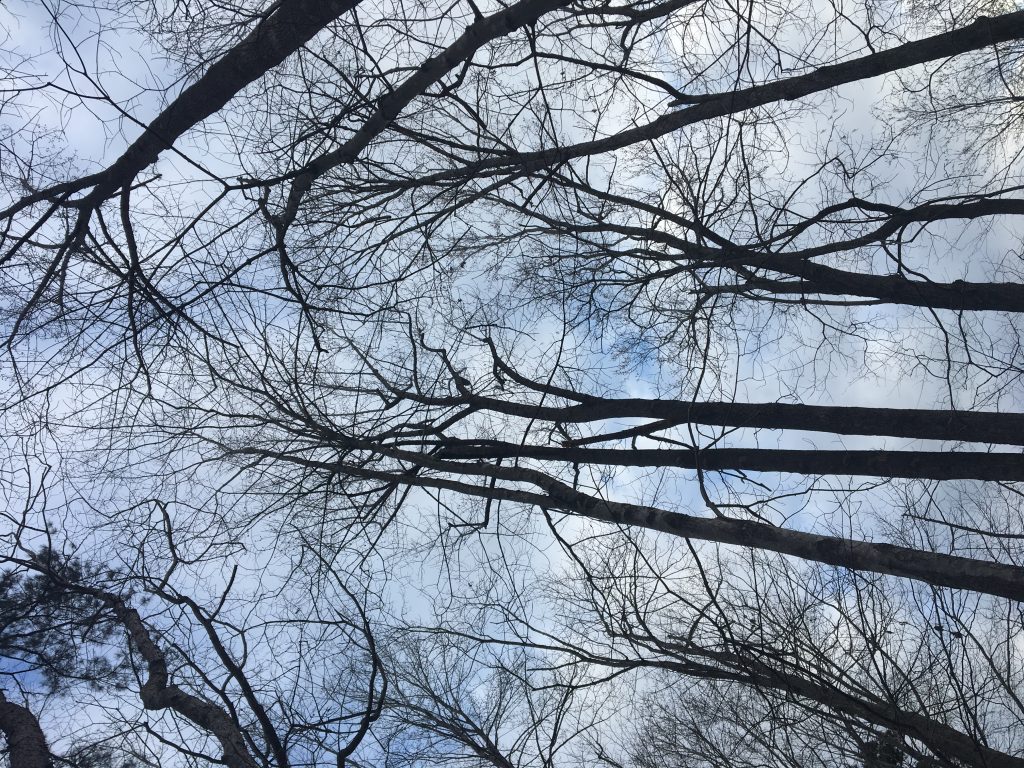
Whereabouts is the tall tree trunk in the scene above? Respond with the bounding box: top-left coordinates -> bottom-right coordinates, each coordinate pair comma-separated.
0,693 -> 50,768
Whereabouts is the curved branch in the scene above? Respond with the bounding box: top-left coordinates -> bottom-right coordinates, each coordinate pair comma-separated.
0,693 -> 50,768
106,600 -> 261,768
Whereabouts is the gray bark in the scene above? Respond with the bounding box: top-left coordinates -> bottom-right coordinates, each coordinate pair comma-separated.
0,692 -> 50,768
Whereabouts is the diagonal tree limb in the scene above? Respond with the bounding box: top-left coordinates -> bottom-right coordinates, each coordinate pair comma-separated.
223,445 -> 1024,602
274,0 -> 580,230
385,12 -> 1024,189
0,692 -> 50,768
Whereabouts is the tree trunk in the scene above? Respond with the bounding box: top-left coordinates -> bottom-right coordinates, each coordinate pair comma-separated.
0,693 -> 50,768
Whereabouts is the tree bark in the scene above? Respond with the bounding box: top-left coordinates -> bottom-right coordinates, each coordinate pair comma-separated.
227,445 -> 1024,602
501,464 -> 1024,602
108,602 -> 260,768
0,693 -> 50,768
436,441 -> 1024,480
89,0 -> 364,205
453,394 -> 1024,446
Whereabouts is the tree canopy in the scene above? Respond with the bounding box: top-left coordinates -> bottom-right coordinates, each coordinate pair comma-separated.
3,0 -> 1024,765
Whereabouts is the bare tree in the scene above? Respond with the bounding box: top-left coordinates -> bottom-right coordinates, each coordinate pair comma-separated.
4,0 -> 1024,765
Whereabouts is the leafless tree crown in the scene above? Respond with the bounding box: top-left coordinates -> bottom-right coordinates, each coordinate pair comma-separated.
3,0 -> 1024,766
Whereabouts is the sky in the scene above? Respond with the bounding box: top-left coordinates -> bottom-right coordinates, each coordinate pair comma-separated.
2,0 -> 1024,763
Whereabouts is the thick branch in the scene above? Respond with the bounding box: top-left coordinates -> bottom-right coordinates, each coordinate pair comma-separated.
436,441 -> 1024,480
87,0 -> 362,206
431,629 -> 1024,768
399,12 -> 1024,187
225,446 -> 1024,601
107,601 -> 259,768
445,394 -> 1024,446
530,210 -> 1024,313
0,0 -> 364,331
753,256 -> 1024,312
500,464 -> 1024,602
0,693 -> 50,768
276,0 -> 577,228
